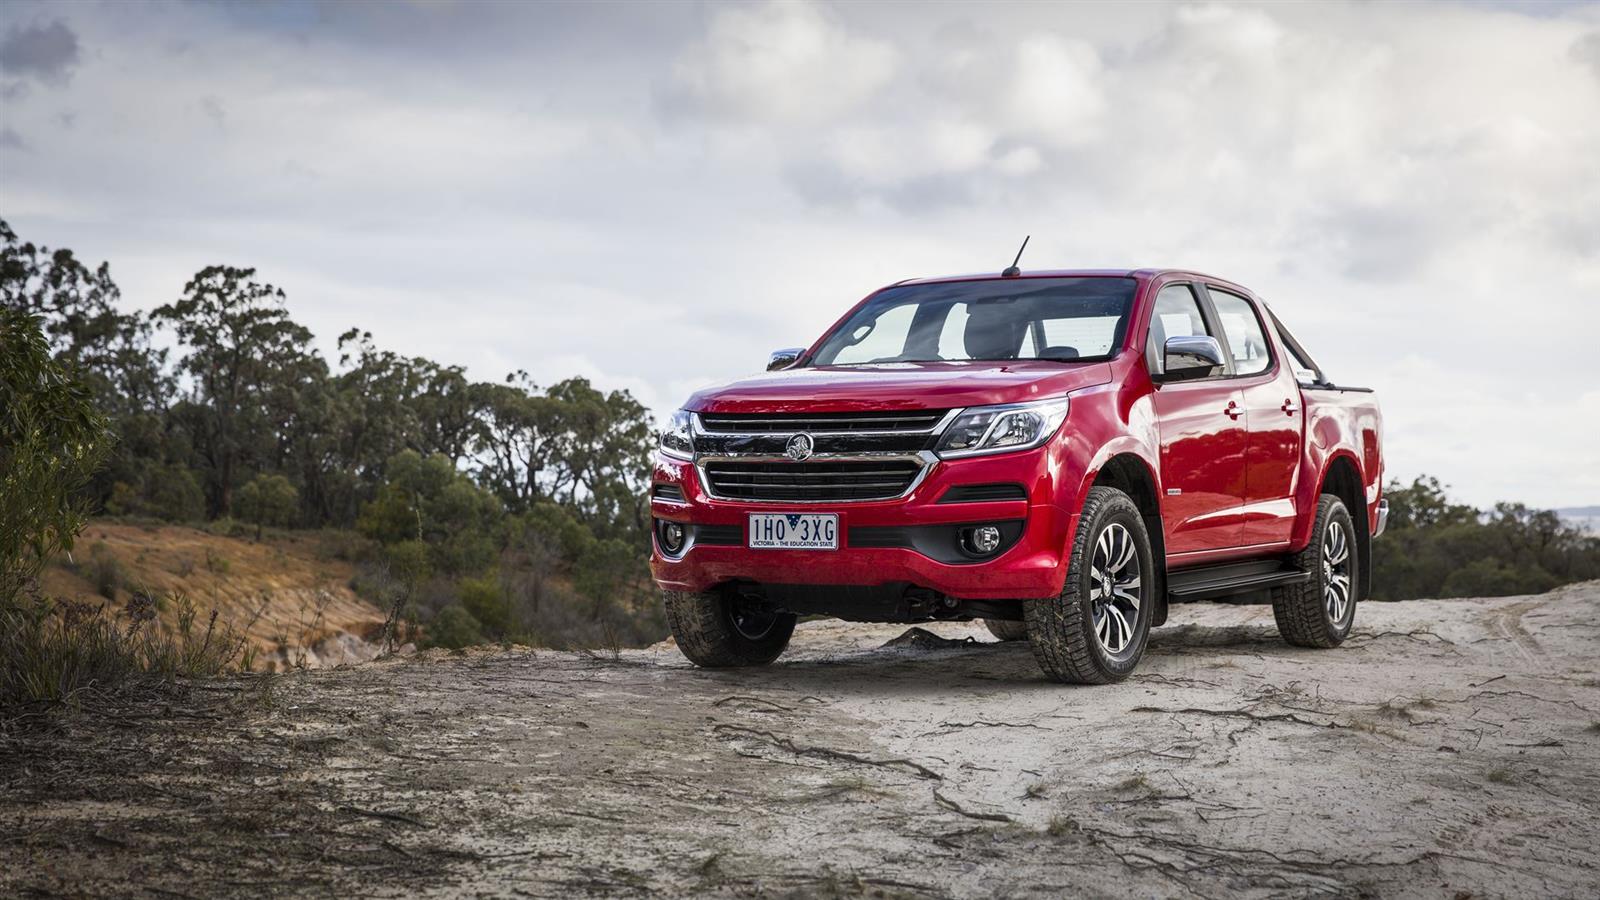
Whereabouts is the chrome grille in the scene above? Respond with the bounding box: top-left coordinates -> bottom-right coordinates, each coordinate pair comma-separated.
698,410 -> 948,434
702,460 -> 922,502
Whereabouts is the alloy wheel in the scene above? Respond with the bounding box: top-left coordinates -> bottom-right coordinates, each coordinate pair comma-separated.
1322,519 -> 1352,624
1090,522 -> 1142,656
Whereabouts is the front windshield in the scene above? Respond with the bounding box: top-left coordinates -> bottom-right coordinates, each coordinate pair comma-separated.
809,276 -> 1137,366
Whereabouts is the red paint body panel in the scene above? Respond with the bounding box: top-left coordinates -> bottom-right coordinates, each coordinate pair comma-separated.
650,269 -> 1383,603
685,361 -> 1114,413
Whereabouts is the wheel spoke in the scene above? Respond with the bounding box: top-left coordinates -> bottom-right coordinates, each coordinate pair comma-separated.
1106,605 -> 1132,652
1111,529 -> 1135,573
1327,526 -> 1348,564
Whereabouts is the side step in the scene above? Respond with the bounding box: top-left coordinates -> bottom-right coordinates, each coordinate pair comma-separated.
1167,558 -> 1309,603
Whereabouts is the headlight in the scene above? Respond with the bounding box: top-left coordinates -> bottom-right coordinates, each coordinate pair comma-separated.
934,398 -> 1069,459
659,409 -> 694,460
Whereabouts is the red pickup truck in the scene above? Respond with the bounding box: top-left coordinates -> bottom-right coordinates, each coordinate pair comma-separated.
649,268 -> 1385,684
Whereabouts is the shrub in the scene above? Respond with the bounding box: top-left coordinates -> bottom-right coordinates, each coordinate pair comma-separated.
104,465 -> 206,523
382,540 -> 432,583
84,542 -> 124,601
458,574 -> 511,639
235,473 -> 298,539
426,605 -> 483,650
0,592 -> 254,707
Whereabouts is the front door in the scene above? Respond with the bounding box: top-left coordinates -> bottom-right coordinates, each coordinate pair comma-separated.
1147,283 -> 1247,554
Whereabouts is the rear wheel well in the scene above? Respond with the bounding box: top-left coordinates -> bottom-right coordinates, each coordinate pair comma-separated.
1092,454 -> 1167,624
1319,456 -> 1369,602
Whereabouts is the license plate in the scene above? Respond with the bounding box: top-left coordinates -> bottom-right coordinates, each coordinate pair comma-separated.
747,513 -> 839,550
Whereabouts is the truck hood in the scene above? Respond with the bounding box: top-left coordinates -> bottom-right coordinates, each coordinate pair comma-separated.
685,361 -> 1115,413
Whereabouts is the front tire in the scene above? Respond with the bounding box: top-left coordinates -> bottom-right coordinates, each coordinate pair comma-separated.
1025,486 -> 1155,684
1272,494 -> 1358,648
663,588 -> 796,667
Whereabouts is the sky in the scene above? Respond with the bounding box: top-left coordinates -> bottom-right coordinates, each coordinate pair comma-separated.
1,0 -> 1598,509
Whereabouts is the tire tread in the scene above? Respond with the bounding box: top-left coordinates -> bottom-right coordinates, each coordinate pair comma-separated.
1025,486 -> 1151,684
663,589 -> 794,667
1271,494 -> 1354,648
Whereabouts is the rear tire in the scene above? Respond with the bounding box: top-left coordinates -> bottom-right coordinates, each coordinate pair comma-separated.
663,588 -> 796,667
983,618 -> 1028,642
1272,494 -> 1358,648
1025,486 -> 1154,684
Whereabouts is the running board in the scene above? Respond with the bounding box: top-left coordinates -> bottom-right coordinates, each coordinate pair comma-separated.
1166,559 -> 1309,603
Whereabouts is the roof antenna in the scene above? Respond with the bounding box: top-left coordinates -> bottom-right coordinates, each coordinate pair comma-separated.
1001,235 -> 1030,277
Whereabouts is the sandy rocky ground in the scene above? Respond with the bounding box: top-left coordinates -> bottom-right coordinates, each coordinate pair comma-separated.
4,583 -> 1600,899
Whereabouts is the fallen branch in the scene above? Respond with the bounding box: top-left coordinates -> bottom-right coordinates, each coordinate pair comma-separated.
1129,706 -> 1342,730
713,724 -> 941,780
933,789 -> 1013,822
915,720 -> 1045,738
712,695 -> 796,712
338,805 -> 427,828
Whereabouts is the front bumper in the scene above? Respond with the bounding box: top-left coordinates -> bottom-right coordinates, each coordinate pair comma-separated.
648,447 -> 1074,600
1373,498 -> 1389,538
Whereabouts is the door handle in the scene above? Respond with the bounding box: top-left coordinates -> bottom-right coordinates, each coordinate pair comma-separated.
1224,400 -> 1243,420
1281,399 -> 1300,415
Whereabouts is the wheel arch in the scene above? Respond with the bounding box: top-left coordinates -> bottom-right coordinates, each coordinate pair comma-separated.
1317,453 -> 1370,602
1088,451 -> 1168,625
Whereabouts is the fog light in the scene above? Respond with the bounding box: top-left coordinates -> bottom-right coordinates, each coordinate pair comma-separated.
658,520 -> 686,554
965,525 -> 1003,556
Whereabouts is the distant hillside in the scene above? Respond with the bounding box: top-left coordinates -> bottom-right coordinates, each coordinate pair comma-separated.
1557,506 -> 1600,533
42,521 -> 389,671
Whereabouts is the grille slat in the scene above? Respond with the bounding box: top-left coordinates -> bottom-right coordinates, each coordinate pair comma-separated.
704,460 -> 921,502
699,410 -> 946,434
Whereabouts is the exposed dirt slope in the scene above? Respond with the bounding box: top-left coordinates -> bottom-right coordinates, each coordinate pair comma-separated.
40,521 -> 388,669
4,584 -> 1599,898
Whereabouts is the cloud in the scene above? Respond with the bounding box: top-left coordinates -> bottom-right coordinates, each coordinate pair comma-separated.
0,20 -> 80,85
661,0 -> 896,125
1573,31 -> 1600,82
1,0 -> 1597,508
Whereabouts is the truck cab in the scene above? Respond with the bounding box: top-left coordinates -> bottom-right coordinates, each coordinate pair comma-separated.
649,268 -> 1384,684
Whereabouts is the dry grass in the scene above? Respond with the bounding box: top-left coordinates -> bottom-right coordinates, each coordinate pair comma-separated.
1116,774 -> 1149,792
1046,815 -> 1075,837
0,589 -> 258,708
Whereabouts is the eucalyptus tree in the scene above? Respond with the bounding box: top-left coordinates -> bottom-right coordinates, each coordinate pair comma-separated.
154,266 -> 322,518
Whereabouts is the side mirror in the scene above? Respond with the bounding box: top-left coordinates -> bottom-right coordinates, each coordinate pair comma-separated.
767,347 -> 805,371
1158,335 -> 1226,381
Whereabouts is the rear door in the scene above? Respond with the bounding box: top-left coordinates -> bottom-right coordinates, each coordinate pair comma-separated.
1146,283 -> 1247,553
1201,286 -> 1303,546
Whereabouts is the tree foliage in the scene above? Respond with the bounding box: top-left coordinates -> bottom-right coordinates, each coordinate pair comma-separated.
1372,476 -> 1600,600
0,217 -> 660,646
235,473 -> 299,538
0,310 -> 111,604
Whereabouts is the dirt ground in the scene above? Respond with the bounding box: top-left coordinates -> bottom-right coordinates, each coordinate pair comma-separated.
4,583 -> 1599,899
40,521 -> 388,669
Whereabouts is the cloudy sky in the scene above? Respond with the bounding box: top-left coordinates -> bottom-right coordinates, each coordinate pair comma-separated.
2,0 -> 1598,508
